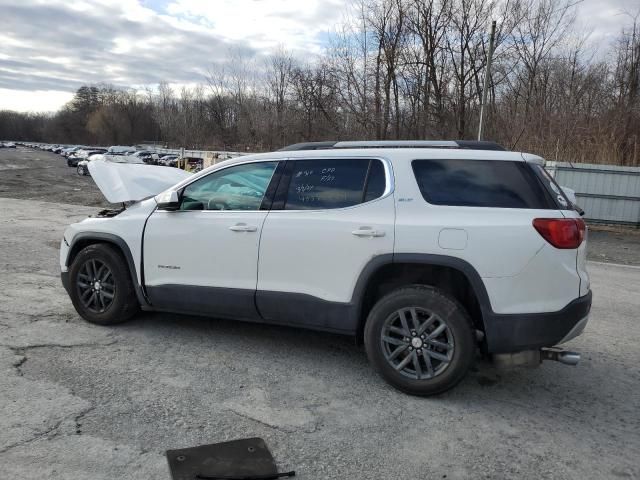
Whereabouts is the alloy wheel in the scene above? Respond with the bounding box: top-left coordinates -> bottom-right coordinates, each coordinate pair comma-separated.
380,307 -> 454,380
76,259 -> 116,313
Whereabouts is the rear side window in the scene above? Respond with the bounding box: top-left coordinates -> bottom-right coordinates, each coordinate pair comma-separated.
412,159 -> 557,209
284,159 -> 386,210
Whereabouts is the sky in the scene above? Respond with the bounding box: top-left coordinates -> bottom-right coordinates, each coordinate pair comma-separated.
0,0 -> 636,113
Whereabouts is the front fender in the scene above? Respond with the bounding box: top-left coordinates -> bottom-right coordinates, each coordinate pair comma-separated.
64,231 -> 150,308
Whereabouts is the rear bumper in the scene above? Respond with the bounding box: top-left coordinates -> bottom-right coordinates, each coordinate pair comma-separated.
484,290 -> 592,353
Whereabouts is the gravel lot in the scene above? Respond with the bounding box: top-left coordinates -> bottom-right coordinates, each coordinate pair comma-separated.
1,147 -> 639,479
0,146 -> 109,207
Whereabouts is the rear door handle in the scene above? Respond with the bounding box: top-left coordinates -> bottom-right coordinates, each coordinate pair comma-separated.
352,227 -> 385,238
229,223 -> 257,232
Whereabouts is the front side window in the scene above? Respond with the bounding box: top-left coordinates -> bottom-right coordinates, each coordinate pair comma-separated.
284,159 -> 386,210
412,159 -> 557,209
180,162 -> 278,211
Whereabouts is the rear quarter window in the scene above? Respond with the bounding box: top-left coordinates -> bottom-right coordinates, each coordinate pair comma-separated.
411,159 -> 558,209
530,163 -> 571,209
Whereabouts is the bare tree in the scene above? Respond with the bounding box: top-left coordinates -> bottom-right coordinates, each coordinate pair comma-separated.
266,48 -> 294,147
4,0 -> 640,166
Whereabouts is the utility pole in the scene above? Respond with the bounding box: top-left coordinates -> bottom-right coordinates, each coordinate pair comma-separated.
478,20 -> 497,141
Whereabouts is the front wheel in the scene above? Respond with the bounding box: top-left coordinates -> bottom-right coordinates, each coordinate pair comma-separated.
364,286 -> 475,396
77,165 -> 85,175
68,243 -> 139,325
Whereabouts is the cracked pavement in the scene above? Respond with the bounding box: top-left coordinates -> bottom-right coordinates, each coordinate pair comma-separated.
1,148 -> 639,479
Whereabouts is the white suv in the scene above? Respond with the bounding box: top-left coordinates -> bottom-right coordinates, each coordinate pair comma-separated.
60,141 -> 592,395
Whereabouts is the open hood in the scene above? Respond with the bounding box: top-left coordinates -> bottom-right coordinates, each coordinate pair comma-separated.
88,159 -> 192,203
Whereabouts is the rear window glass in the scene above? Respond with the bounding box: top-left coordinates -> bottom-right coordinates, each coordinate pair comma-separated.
412,159 -> 556,209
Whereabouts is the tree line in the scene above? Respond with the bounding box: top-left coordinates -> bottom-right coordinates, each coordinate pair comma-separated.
1,0 -> 639,165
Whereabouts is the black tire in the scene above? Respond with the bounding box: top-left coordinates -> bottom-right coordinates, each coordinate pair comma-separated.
77,165 -> 84,175
364,285 -> 475,396
68,243 -> 139,325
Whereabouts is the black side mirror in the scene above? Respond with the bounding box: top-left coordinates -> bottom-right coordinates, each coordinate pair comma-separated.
156,190 -> 180,211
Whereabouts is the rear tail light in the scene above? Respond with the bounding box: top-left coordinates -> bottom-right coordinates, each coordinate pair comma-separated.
533,218 -> 586,249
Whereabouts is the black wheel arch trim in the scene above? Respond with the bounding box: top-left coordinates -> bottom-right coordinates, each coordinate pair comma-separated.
351,253 -> 590,353
351,253 -> 492,336
64,232 -> 149,307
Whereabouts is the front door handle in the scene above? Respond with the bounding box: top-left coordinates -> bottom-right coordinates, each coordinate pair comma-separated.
229,223 -> 257,232
352,227 -> 385,238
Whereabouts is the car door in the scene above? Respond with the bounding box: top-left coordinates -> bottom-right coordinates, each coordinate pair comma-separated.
256,157 -> 395,332
143,160 -> 281,320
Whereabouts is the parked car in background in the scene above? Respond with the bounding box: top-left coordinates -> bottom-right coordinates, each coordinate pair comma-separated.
67,148 -> 108,167
52,145 -> 70,154
1,142 -> 17,148
177,156 -> 204,172
158,154 -> 179,167
76,153 -> 146,176
107,146 -> 136,156
61,146 -> 83,157
130,150 -> 160,164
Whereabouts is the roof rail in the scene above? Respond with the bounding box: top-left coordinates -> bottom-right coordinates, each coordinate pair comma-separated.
453,140 -> 506,151
278,140 -> 506,151
278,141 -> 338,151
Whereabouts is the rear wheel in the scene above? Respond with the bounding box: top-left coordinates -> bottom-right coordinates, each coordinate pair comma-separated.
69,243 -> 139,325
364,286 -> 475,396
77,165 -> 85,175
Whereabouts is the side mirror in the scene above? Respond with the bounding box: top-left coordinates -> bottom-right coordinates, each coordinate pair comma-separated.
156,190 -> 180,211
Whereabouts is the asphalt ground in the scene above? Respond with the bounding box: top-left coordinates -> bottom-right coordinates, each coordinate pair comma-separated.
1,147 -> 639,479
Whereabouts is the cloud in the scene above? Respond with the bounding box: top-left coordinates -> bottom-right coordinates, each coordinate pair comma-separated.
0,0 -> 637,112
575,0 -> 639,46
0,0 -> 260,111
165,0 -> 344,52
0,88 -> 74,112
0,0 -> 345,112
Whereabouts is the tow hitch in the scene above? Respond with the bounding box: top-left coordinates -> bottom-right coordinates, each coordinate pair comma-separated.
493,348 -> 581,368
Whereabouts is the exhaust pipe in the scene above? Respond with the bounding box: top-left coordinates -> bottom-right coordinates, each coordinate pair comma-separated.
493,348 -> 581,368
541,348 -> 580,366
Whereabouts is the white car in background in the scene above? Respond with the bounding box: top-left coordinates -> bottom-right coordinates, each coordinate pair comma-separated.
129,150 -> 160,164
107,145 -> 136,155
158,154 -> 179,166
68,148 -> 107,167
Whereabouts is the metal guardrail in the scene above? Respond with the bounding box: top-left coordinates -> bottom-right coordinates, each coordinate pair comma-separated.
546,162 -> 640,227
